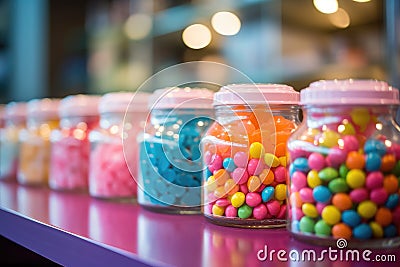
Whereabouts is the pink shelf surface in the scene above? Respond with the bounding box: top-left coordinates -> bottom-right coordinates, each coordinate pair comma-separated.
0,180 -> 399,267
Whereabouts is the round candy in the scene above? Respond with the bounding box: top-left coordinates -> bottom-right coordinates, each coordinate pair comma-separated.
326,148 -> 346,168
253,204 -> 268,220
290,192 -> 303,208
231,168 -> 249,185
299,187 -> 313,203
328,178 -> 349,193
319,130 -> 340,148
313,185 -> 332,203
383,224 -> 397,237
260,169 -> 274,185
318,167 -> 338,182
247,159 -> 264,176
261,186 -> 275,203
238,204 -> 252,219
321,205 -> 341,225
370,188 -> 388,205
369,221 -> 383,238
224,179 -> 239,195
247,175 -> 262,192
266,200 -> 281,216
212,205 -> 225,216
223,157 -> 236,172
350,108 -> 370,130
383,174 -> 399,194
225,205 -> 238,217
332,223 -> 352,239
307,170 -> 322,189
365,153 -> 382,172
380,154 -> 396,172
292,171 -> 307,189
332,193 -> 352,211
302,203 -> 318,218
308,152 -> 325,171
346,169 -> 366,189
342,210 -> 361,228
349,188 -> 369,203
292,157 -> 310,172
338,121 -> 356,135
339,164 -> 349,178
357,200 -> 377,219
353,223 -> 372,240
385,194 -> 400,209
366,171 -> 384,189
346,151 -> 365,170
342,135 -> 359,152
214,169 -> 230,186
249,142 -> 264,159
233,152 -> 248,168
208,154 -> 223,173
375,207 -> 392,227
231,192 -> 245,208
274,166 -> 287,183
299,216 -> 315,233
364,139 -> 387,156
275,184 -> 287,201
246,192 -> 262,207
264,153 -> 280,168
314,220 -> 332,236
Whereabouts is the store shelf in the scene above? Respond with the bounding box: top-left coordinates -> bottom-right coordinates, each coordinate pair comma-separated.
0,181 -> 399,267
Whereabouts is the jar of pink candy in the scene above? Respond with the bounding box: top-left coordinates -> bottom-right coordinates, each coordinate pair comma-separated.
49,95 -> 100,191
0,102 -> 27,181
89,92 -> 150,200
202,84 -> 300,227
287,79 -> 400,247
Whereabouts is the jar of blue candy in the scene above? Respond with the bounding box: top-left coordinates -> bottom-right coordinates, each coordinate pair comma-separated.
287,80 -> 400,248
137,87 -> 214,214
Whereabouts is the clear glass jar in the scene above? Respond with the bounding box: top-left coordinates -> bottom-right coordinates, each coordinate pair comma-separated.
202,84 -> 300,228
18,98 -> 60,186
287,80 -> 400,248
0,102 -> 27,181
49,95 -> 100,191
137,87 -> 214,214
0,104 -> 5,129
89,92 -> 149,200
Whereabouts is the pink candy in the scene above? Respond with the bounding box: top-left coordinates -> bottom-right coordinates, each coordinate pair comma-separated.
233,151 -> 248,168
266,200 -> 280,216
247,159 -> 265,176
253,204 -> 268,220
208,154 -> 223,173
291,171 -> 307,189
225,205 -> 238,217
308,152 -> 325,171
232,168 -> 249,185
370,188 -> 388,205
326,147 -> 346,167
366,172 -> 384,189
342,135 -> 359,152
349,188 -> 369,203
299,187 -> 314,203
246,192 -> 262,207
273,166 -> 287,183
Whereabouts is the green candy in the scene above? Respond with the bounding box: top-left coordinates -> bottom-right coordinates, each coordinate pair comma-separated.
392,161 -> 400,176
318,167 -> 339,182
339,164 -> 349,178
314,220 -> 332,236
238,204 -> 253,219
329,178 -> 349,193
299,216 -> 315,233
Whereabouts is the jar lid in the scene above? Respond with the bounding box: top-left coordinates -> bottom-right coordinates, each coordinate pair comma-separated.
214,84 -> 299,106
99,92 -> 150,113
5,102 -> 27,119
59,94 -> 100,117
300,79 -> 400,105
149,87 -> 214,109
27,98 -> 60,118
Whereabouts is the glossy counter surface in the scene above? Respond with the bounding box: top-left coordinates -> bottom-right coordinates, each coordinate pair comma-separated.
0,181 -> 399,267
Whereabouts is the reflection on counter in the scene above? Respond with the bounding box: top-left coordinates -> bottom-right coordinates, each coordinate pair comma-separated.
17,185 -> 49,222
89,198 -> 138,252
49,191 -> 90,236
0,181 -> 18,210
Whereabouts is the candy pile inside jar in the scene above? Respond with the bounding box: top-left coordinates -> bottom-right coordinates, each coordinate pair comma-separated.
288,80 -> 400,242
49,95 -> 100,191
203,84 -> 300,227
18,98 -> 60,186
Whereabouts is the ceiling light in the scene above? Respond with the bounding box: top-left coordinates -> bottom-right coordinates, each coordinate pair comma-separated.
211,11 -> 241,36
182,24 -> 212,49
313,0 -> 339,14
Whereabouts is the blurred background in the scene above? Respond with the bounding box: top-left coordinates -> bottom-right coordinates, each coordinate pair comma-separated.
0,0 -> 399,103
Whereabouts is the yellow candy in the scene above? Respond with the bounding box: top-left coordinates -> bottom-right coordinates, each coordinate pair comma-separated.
214,186 -> 226,198
338,120 -> 356,135
302,203 -> 318,218
275,184 -> 287,201
247,175 -> 261,192
357,200 -> 377,219
279,156 -> 287,167
264,153 -> 280,167
249,142 -> 264,159
346,169 -> 366,189
307,170 -> 322,188
350,108 -> 370,130
322,205 -> 341,225
224,179 -> 239,195
319,130 -> 340,148
206,176 -> 217,192
212,204 -> 225,216
231,192 -> 245,208
370,221 -> 384,238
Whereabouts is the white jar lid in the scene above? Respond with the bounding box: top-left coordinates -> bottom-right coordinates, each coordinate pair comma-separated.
99,92 -> 150,113
5,102 -> 27,119
300,79 -> 399,105
149,87 -> 214,110
59,94 -> 100,117
27,98 -> 60,118
214,84 -> 299,106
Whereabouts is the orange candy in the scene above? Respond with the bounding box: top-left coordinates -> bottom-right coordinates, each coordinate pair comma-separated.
345,151 -> 365,169
374,207 -> 393,227
214,169 -> 230,186
224,179 -> 239,196
290,191 -> 303,208
332,193 -> 353,211
383,174 -> 399,194
332,223 -> 352,239
381,154 -> 396,172
275,143 -> 286,158
247,175 -> 262,192
259,169 -> 274,185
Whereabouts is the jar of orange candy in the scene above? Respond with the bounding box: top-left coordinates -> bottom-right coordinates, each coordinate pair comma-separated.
202,84 -> 300,228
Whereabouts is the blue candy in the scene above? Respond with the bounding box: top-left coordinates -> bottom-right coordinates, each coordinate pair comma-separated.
293,157 -> 310,172
385,194 -> 399,209
364,139 -> 387,156
365,152 -> 382,171
384,224 -> 397,237
313,185 -> 332,203
342,210 -> 361,228
262,186 -> 275,202
289,164 -> 296,177
353,223 -> 373,240
223,157 -> 236,172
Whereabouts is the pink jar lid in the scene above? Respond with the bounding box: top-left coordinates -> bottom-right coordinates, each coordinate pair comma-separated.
214,84 -> 299,106
149,87 -> 214,109
300,79 -> 400,105
59,94 -> 100,117
99,92 -> 150,113
5,102 -> 27,119
27,98 -> 60,118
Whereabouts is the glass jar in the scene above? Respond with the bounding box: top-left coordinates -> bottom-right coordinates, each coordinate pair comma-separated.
202,84 -> 300,228
137,87 -> 214,214
0,104 -> 5,128
287,80 -> 400,248
89,92 -> 150,200
49,95 -> 100,191
18,98 -> 60,186
0,102 -> 27,181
